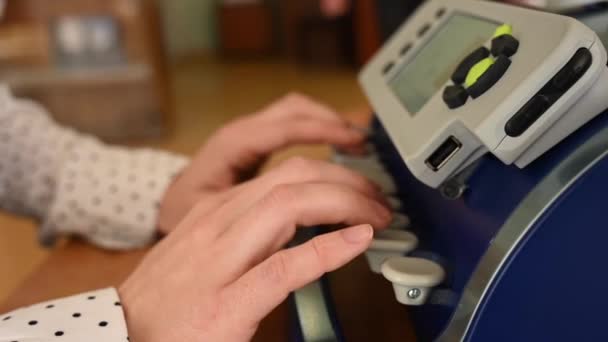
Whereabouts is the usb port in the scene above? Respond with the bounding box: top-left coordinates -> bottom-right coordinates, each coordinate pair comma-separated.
425,136 -> 462,171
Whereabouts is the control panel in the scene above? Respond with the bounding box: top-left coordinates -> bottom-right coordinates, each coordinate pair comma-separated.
359,0 -> 608,188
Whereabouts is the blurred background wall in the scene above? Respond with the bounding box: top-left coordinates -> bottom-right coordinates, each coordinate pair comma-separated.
160,0 -> 217,59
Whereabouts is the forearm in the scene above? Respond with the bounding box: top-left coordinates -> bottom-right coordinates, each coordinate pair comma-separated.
0,85 -> 189,250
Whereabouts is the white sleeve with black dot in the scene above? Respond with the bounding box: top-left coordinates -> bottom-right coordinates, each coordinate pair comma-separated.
0,288 -> 129,341
0,84 -> 189,250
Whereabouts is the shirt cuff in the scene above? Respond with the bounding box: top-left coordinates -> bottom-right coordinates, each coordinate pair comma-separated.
0,288 -> 129,341
39,136 -> 189,250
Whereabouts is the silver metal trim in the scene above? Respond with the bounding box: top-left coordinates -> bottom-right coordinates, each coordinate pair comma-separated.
293,280 -> 339,342
438,125 -> 608,342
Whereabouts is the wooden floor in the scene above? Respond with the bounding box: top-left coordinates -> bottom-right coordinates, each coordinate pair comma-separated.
0,56 -> 369,302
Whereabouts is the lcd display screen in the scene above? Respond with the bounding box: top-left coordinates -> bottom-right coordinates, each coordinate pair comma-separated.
389,14 -> 499,115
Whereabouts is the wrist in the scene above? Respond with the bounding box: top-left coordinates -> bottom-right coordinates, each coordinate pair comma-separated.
118,281 -> 143,342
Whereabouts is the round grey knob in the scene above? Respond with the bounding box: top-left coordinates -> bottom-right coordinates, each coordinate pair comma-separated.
365,230 -> 418,273
381,257 -> 445,306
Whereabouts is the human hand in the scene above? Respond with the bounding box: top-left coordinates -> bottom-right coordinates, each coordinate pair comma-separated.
119,159 -> 392,341
158,93 -> 366,233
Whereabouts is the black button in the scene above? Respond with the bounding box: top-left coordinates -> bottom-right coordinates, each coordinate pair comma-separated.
491,35 -> 519,57
505,95 -> 551,137
418,23 -> 431,37
443,85 -> 469,109
400,43 -> 412,56
452,47 -> 490,84
383,61 -> 395,75
467,55 -> 511,99
504,48 -> 592,138
552,48 -> 592,91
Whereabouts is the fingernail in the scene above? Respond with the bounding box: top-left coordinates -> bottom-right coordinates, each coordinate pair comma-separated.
345,124 -> 364,134
383,210 -> 393,225
341,225 -> 373,244
374,201 -> 392,220
373,191 -> 390,205
347,131 -> 365,141
349,124 -> 371,136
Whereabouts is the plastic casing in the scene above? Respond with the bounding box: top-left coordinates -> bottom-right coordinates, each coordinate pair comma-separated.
359,0 -> 607,188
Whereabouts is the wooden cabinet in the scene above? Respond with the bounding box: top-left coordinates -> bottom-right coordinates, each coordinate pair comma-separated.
278,0 -> 355,66
218,2 -> 274,56
353,0 -> 382,66
0,0 -> 171,141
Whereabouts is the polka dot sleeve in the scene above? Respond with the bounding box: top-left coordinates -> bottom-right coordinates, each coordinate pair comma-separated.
0,288 -> 130,341
0,85 -> 189,250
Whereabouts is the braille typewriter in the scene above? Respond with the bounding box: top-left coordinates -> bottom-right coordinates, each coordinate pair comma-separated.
292,1 -> 608,341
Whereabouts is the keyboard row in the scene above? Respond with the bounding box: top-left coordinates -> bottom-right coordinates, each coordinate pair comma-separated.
333,146 -> 445,306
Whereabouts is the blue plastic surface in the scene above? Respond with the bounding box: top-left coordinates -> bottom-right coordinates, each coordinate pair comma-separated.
466,151 -> 608,341
371,111 -> 608,341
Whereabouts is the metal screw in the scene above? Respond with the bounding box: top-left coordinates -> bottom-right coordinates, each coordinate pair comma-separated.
407,288 -> 421,299
440,180 -> 466,200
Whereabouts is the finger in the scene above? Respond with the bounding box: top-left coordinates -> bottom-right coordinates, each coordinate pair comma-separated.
269,118 -> 365,150
269,93 -> 345,123
269,157 -> 382,197
214,182 -> 391,280
237,118 -> 364,159
211,118 -> 364,181
222,224 -> 373,326
334,144 -> 370,156
176,156 -> 388,239
206,157 -> 388,230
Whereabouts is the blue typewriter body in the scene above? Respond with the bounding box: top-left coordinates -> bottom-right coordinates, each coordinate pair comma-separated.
292,111 -> 608,342
374,111 -> 608,341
